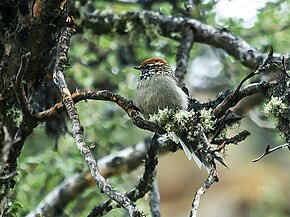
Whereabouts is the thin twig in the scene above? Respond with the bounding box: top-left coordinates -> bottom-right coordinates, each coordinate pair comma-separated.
253,143 -> 290,162
213,46 -> 275,118
211,130 -> 251,149
189,166 -> 219,217
273,56 -> 290,78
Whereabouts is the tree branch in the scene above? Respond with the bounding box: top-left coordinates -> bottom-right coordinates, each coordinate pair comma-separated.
81,11 -> 288,69
53,25 -> 142,216
88,134 -> 160,216
213,47 -> 275,118
253,143 -> 290,163
38,90 -> 165,134
189,166 -> 219,217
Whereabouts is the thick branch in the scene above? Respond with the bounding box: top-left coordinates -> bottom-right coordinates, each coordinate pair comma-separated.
81,11 -> 288,69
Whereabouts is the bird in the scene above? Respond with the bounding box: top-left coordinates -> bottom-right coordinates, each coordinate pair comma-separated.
134,57 -> 212,171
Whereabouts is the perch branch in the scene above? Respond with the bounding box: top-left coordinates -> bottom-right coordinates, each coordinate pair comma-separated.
38,90 -> 165,134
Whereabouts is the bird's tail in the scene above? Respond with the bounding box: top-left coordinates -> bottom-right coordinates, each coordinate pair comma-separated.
172,132 -> 227,173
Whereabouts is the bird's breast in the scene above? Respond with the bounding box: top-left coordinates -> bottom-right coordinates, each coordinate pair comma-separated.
135,75 -> 188,118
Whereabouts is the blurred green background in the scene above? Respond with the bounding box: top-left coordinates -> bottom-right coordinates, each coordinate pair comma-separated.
13,0 -> 290,216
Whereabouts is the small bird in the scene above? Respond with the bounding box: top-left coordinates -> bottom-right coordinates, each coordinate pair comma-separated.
134,57 -> 211,171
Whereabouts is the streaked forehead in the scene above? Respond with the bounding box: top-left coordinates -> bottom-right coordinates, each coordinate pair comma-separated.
140,58 -> 167,67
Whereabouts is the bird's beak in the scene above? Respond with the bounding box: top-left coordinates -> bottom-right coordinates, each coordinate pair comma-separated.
133,65 -> 141,70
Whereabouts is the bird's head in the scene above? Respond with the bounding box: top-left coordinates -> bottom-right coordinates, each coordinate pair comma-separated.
134,57 -> 174,80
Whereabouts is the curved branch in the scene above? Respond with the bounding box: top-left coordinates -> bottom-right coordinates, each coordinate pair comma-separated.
81,11 -> 288,69
213,81 -> 276,118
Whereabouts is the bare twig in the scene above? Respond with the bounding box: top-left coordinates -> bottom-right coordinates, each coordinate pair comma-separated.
212,130 -> 250,150
281,56 -> 290,78
274,56 -> 290,78
253,143 -> 290,162
189,166 -> 219,217
53,26 -> 142,216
